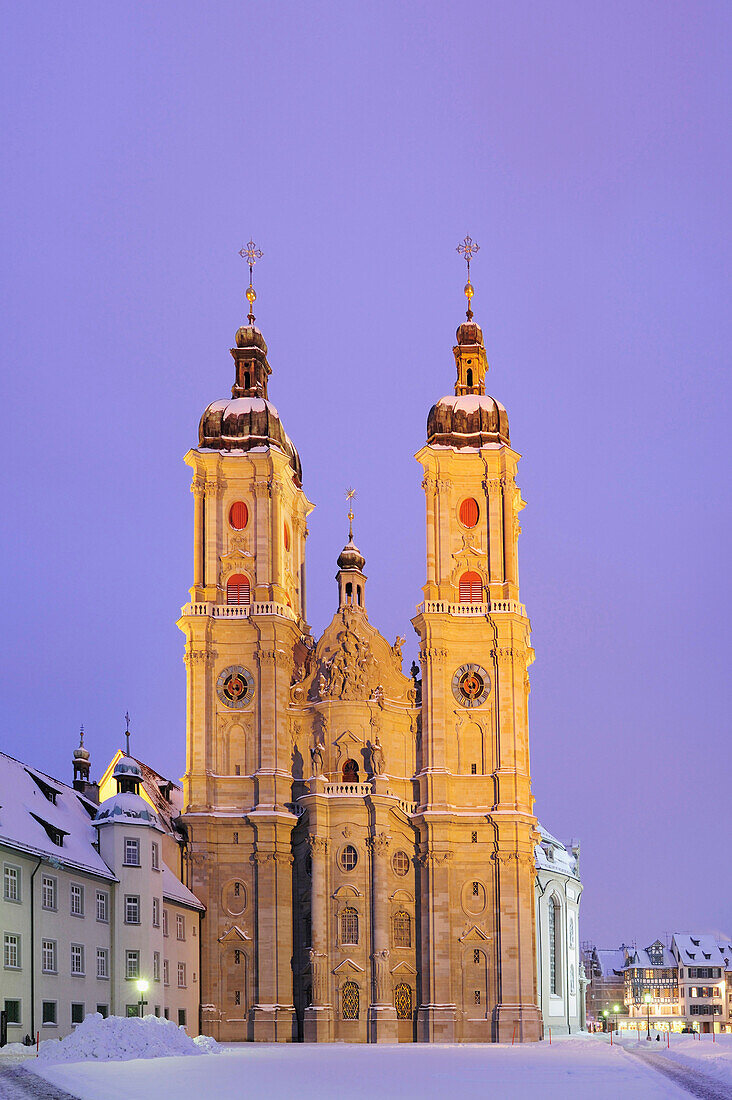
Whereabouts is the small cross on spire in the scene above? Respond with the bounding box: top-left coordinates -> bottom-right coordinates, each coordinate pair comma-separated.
238,239 -> 264,324
456,235 -> 480,320
346,487 -> 356,542
124,711 -> 131,757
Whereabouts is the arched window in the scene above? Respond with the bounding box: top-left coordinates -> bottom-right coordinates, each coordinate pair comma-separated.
341,907 -> 359,945
226,574 -> 250,605
345,581 -> 353,603
243,371 -> 251,390
393,910 -> 411,948
342,759 -> 359,783
548,896 -> 561,995
458,571 -> 483,603
357,585 -> 362,606
342,981 -> 359,1019
394,983 -> 412,1020
466,367 -> 473,388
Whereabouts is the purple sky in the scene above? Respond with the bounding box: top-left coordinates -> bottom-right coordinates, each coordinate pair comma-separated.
1,2 -> 729,949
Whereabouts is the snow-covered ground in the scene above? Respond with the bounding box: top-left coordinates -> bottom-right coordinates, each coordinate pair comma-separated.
29,1035 -> 725,1100
621,1033 -> 732,1093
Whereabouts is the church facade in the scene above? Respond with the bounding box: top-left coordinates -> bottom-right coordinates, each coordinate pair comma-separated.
178,271 -> 556,1043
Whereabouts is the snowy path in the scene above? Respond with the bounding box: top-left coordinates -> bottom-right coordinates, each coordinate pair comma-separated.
0,1064 -> 79,1100
630,1048 -> 732,1100
31,1039 -> 695,1100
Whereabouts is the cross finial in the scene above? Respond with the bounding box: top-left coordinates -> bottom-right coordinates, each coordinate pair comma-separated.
238,239 -> 264,324
456,235 -> 480,320
124,711 -> 131,757
346,487 -> 356,542
79,724 -> 85,748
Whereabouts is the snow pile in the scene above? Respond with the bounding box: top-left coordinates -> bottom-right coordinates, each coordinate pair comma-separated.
658,1034 -> 732,1091
34,1013 -> 220,1066
0,1042 -> 33,1057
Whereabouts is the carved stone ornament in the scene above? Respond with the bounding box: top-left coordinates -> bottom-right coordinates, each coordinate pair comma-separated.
184,645 -> 218,666
493,851 -> 535,869
307,835 -> 329,856
418,849 -> 453,866
372,949 -> 391,1003
367,832 -> 391,855
323,625 -> 377,701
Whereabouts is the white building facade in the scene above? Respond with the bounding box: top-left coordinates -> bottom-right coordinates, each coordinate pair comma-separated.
534,826 -> 584,1036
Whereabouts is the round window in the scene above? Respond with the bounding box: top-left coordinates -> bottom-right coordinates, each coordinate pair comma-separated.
229,501 -> 249,530
339,845 -> 358,872
392,850 -> 410,877
459,498 -> 480,528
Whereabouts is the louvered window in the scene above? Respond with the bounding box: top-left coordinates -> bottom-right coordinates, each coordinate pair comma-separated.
227,574 -> 251,606
229,502 -> 249,530
458,571 -> 483,603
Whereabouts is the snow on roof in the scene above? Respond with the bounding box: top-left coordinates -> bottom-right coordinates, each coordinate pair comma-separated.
0,751 -> 115,880
161,863 -> 204,912
623,942 -> 676,969
95,792 -> 162,829
435,394 -> 508,416
591,947 -> 629,977
672,933 -> 732,965
534,822 -> 580,879
222,397 -> 278,417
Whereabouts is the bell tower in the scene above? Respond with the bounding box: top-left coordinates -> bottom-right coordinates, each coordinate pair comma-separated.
179,245 -> 314,1042
412,239 -> 542,1043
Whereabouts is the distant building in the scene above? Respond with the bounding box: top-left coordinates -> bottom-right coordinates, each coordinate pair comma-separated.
581,943 -> 629,1028
0,740 -> 203,1042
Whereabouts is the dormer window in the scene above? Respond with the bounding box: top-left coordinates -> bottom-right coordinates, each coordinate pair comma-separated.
29,812 -> 66,847
26,771 -> 59,805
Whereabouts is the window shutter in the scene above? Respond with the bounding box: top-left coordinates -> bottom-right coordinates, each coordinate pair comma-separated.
228,502 -> 249,530
458,571 -> 483,603
226,574 -> 251,605
459,498 -> 480,528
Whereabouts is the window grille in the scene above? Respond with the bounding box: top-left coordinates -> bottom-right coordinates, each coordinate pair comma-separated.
227,574 -> 251,605
234,991 -> 241,1006
474,949 -> 481,965
472,881 -> 480,896
342,759 -> 359,783
395,983 -> 413,1020
474,990 -> 481,1005
342,981 -> 359,1020
471,831 -> 478,843
393,911 -> 411,948
341,907 -> 359,945
340,845 -> 358,871
392,850 -> 410,877
458,571 -> 483,603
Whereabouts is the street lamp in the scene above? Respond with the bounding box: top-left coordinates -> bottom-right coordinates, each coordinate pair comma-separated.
136,978 -> 149,1018
613,1004 -> 621,1037
644,993 -> 652,1040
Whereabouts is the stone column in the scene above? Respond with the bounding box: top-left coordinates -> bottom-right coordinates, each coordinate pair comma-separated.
501,476 -> 518,594
191,478 -> 205,594
304,835 -> 333,1041
368,831 -> 398,1042
417,846 -> 456,1042
422,475 -> 437,597
251,840 -> 296,1042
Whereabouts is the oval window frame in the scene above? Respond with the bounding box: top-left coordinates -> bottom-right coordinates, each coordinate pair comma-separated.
229,501 -> 249,531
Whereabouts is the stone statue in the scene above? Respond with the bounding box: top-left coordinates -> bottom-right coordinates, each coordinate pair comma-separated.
310,741 -> 324,776
371,735 -> 385,776
392,635 -> 406,665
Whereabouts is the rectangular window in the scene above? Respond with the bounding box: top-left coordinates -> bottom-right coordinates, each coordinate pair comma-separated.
97,948 -> 109,979
234,990 -> 241,1006
42,876 -> 57,910
471,831 -> 478,843
4,865 -> 20,902
71,1003 -> 84,1026
70,883 -> 84,916
4,999 -> 21,1025
178,1009 -> 186,1027
96,891 -> 108,922
42,1001 -> 57,1026
178,962 -> 186,988
124,838 -> 140,867
162,909 -> 169,937
42,939 -> 57,973
125,950 -> 140,980
163,959 -> 169,986
470,763 -> 477,775
126,1005 -> 140,1018
152,898 -> 160,927
71,943 -> 85,975
153,951 -> 161,981
474,990 -> 481,1005
4,933 -> 20,969
233,832 -> 239,844
96,1004 -> 108,1019
124,895 -> 141,925
176,915 -> 185,941
151,842 -> 160,870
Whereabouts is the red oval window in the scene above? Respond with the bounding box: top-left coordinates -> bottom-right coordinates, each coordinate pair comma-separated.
284,522 -> 291,552
459,498 -> 480,528
229,502 -> 249,530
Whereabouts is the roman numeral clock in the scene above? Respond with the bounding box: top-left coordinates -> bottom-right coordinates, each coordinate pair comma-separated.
451,663 -> 491,709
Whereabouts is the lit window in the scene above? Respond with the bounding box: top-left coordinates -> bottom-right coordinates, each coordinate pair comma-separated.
393,911 -> 411,948
226,574 -> 251,606
124,838 -> 140,867
394,983 -> 412,1020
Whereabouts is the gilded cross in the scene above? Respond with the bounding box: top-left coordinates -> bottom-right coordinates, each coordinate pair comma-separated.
124,711 -> 131,756
239,239 -> 264,324
456,235 -> 480,319
346,487 -> 356,542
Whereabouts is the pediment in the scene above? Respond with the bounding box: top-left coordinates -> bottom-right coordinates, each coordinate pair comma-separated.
390,960 -> 417,976
389,889 -> 414,904
332,958 -> 365,975
332,884 -> 362,899
219,925 -> 251,943
334,730 -> 364,749
459,925 -> 491,943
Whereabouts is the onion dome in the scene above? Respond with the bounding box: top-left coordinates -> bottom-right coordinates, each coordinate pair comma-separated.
456,319 -> 484,347
337,538 -> 366,572
73,726 -> 90,762
427,394 -> 510,448
95,791 -> 160,828
113,756 -> 142,783
198,323 -> 302,483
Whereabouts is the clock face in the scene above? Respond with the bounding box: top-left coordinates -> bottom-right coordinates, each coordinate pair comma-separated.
452,663 -> 491,708
216,665 -> 255,709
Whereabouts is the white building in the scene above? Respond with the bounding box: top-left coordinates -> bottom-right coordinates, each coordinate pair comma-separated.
534,825 -> 585,1035
0,746 -> 203,1042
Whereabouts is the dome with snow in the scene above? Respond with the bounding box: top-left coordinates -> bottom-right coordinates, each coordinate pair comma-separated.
337,538 -> 366,572
112,756 -> 142,782
427,393 -> 510,449
95,791 -> 161,828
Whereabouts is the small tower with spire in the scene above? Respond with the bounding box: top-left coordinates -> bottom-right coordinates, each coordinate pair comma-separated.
72,725 -> 99,802
336,488 -> 367,612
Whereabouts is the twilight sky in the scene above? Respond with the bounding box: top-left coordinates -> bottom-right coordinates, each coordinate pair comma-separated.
1,2 -> 729,949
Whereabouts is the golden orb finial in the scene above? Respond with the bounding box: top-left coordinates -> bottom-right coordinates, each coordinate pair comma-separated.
457,235 -> 480,320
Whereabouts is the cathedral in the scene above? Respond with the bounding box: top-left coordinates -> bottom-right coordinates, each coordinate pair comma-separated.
177,247 -> 564,1044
